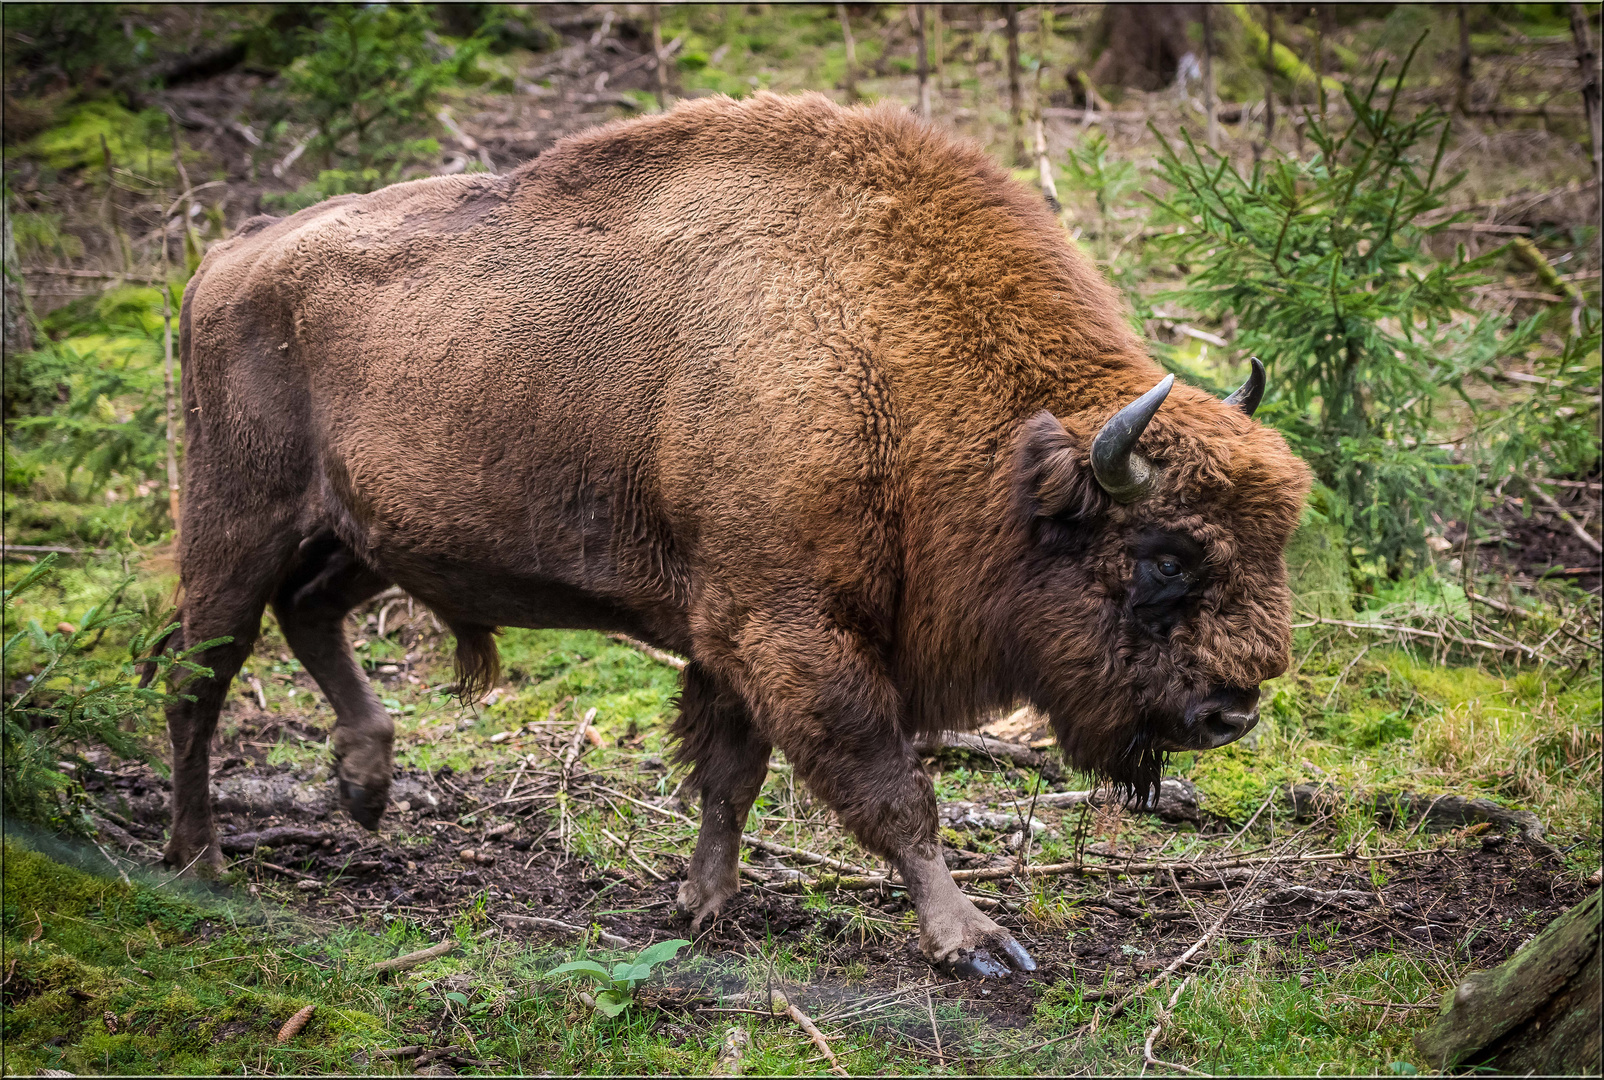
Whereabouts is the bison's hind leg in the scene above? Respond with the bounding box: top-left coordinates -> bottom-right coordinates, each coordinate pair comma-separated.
671,663 -> 772,931
165,520 -> 302,873
272,534 -> 395,829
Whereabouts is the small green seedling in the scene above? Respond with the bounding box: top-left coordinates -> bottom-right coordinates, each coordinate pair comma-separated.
544,939 -> 691,1017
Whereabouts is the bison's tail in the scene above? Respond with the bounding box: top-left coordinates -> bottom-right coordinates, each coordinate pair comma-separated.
453,624 -> 502,703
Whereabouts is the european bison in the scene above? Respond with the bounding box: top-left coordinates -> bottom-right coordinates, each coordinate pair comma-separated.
164,92 -> 1309,977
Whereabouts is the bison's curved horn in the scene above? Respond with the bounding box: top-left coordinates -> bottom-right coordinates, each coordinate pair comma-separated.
1222,356 -> 1265,417
1091,374 -> 1174,502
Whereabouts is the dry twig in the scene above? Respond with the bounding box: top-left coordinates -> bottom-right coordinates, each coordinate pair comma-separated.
369,939 -> 458,974
1531,484 -> 1603,555
1143,977 -> 1211,1075
497,912 -> 631,948
607,633 -> 688,670
771,989 -> 848,1077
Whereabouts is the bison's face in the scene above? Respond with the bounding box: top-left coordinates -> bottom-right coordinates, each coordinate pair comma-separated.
1006,361 -> 1310,796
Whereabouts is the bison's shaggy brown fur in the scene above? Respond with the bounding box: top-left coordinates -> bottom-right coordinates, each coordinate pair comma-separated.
164,92 -> 1309,976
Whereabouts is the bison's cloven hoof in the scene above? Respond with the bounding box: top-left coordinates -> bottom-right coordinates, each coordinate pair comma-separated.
163,839 -> 227,877
676,875 -> 740,933
938,935 -> 1037,980
337,777 -> 388,831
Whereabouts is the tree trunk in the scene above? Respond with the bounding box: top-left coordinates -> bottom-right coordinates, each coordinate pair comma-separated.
1571,3 -> 1601,186
932,4 -> 944,83
1004,3 -> 1023,165
1262,3 -> 1277,143
836,4 -> 857,102
651,4 -> 667,111
1033,3 -> 1058,211
1315,4 -> 1329,119
1415,889 -> 1601,1075
1202,4 -> 1218,148
2,199 -> 33,364
916,4 -> 931,118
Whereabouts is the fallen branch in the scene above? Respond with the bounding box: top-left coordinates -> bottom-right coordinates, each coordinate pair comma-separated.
743,835 -> 875,877
1143,977 -> 1211,1075
1291,612 -> 1552,662
562,707 -> 598,789
1102,859 -> 1273,1020
17,267 -> 163,284
2,542 -> 112,556
369,939 -> 458,974
374,1046 -> 423,1059
913,731 -> 1065,782
607,633 -> 688,670
772,989 -> 848,1077
257,859 -> 319,882
600,826 -> 667,881
497,912 -> 631,948
1439,222 -> 1532,234
1530,484 -> 1603,555
943,844 -> 1447,885
219,826 -> 329,854
271,137 -> 309,179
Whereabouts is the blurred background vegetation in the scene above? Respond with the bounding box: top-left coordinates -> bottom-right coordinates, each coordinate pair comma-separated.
2,0 -> 1599,848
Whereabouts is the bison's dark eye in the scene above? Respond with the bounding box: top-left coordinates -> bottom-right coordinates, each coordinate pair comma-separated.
1157,557 -> 1182,578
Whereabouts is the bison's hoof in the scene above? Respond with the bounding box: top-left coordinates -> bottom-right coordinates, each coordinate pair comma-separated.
338,778 -> 387,830
676,877 -> 738,932
163,840 -> 226,877
939,936 -> 1037,980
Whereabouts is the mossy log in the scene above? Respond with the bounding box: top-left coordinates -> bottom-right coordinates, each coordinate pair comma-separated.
1226,3 -> 1345,98
1414,889 -> 1601,1074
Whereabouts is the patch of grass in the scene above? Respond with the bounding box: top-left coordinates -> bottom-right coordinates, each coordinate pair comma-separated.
1020,942 -> 1444,1074
0,833 -> 941,1075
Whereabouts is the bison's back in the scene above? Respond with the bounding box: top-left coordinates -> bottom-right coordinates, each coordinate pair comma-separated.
183,95 -> 961,643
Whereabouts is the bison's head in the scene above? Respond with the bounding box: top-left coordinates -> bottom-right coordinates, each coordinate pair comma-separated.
1002,360 -> 1310,797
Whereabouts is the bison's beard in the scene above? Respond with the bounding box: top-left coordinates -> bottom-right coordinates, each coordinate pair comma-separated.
1048,703 -> 1167,807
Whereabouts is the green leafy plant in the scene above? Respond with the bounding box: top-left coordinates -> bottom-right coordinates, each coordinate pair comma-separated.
284,6 -> 483,175
1145,37 -> 1592,571
4,287 -> 178,543
1,555 -> 222,832
1060,130 -> 1154,319
543,938 -> 691,1017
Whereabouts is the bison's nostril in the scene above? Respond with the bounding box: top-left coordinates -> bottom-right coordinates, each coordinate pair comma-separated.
1203,708 -> 1257,747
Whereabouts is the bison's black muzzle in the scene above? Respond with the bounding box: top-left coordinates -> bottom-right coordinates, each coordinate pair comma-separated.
1178,686 -> 1261,750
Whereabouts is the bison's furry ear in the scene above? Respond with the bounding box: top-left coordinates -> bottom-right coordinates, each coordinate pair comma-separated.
1015,411 -> 1108,521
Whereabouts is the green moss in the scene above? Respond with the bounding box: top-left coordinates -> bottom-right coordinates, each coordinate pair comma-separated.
1183,744 -> 1298,822
20,101 -> 185,184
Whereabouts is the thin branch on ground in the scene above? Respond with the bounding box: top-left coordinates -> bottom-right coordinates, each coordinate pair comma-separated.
1143,976 -> 1211,1075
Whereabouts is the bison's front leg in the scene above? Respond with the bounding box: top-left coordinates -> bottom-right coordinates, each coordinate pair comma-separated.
896,839 -> 1037,978
672,663 -> 773,929
737,631 -> 1036,979
807,741 -> 1035,978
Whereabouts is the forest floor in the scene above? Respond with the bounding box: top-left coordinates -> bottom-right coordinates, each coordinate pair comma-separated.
4,3 -> 1602,1076
2,566 -> 1599,1075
